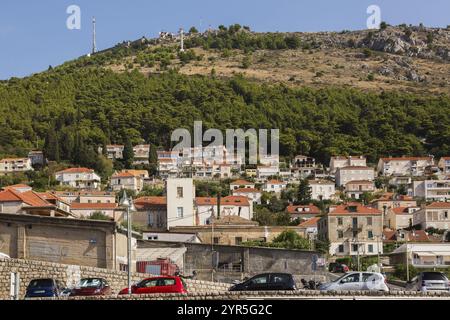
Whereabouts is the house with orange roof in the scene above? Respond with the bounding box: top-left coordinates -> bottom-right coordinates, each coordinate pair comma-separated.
229,179 -> 255,191
133,196 -> 167,230
262,179 -> 287,194
413,202 -> 450,230
344,180 -> 375,200
232,187 -> 262,205
377,156 -> 434,176
0,185 -> 72,217
0,157 -> 33,175
55,167 -> 101,190
111,170 -> 149,192
299,216 -> 321,240
371,193 -> 417,211
317,203 -> 383,256
385,206 -> 420,230
286,204 -> 321,222
195,196 -> 252,225
438,157 -> 450,175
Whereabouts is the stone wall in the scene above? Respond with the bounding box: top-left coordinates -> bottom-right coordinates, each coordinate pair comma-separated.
0,258 -> 231,300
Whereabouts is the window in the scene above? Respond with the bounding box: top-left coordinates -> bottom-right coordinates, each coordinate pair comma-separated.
251,275 -> 268,284
367,217 -> 372,226
352,244 -> 359,252
177,187 -> 183,198
235,237 -> 243,245
213,237 -> 220,244
338,230 -> 344,239
141,279 -> 158,288
353,231 -> 358,238
341,273 -> 360,283
177,207 -> 184,218
352,217 -> 358,227
337,217 -> 343,225
338,245 -> 344,253
368,230 -> 373,239
158,278 -> 176,286
445,211 -> 448,219
368,244 -> 374,253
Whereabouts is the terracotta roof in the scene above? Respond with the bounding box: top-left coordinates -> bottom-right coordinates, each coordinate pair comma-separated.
3,184 -> 32,190
383,230 -> 430,242
195,196 -> 250,207
233,188 -> 261,193
375,193 -> 414,201
56,167 -> 94,174
298,217 -> 321,228
329,203 -> 381,216
426,202 -> 450,209
70,203 -> 118,210
266,180 -> 285,185
392,207 -> 415,215
134,196 -> 167,207
287,204 -> 321,215
230,180 -> 254,186
0,189 -> 52,207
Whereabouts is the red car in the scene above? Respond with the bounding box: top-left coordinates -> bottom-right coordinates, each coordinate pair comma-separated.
70,278 -> 112,297
119,276 -> 187,295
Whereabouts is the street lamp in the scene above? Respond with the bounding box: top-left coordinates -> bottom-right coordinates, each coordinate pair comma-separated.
120,190 -> 136,297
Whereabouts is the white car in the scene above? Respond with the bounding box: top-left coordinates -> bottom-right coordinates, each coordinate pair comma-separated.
0,252 -> 10,259
319,272 -> 389,292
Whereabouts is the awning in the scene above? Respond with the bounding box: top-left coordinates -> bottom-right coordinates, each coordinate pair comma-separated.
414,252 -> 436,257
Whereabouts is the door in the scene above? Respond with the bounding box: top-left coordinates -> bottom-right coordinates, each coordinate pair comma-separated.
337,273 -> 361,291
246,274 -> 270,291
135,278 -> 159,294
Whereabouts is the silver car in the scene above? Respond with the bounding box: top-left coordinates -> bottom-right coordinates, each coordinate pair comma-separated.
319,272 -> 389,292
406,272 -> 450,292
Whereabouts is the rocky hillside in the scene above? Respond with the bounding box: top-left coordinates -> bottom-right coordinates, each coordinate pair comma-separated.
83,24 -> 450,94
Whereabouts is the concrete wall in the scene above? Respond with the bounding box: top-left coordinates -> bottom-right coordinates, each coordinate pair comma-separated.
0,258 -> 231,300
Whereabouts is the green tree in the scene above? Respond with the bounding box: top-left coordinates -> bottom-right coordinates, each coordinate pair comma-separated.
189,26 -> 199,34
297,179 -> 312,205
123,138 -> 134,169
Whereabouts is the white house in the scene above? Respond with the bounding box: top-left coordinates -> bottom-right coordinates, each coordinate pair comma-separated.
345,180 -> 375,200
335,166 -> 375,187
0,158 -> 33,175
54,168 -> 101,190
412,180 -> 450,202
385,206 -> 420,230
106,145 -> 124,160
413,202 -> 450,230
133,144 -> 150,165
309,180 -> 336,201
329,156 -> 366,174
377,156 -> 434,176
438,157 -> 450,175
111,170 -> 149,192
195,196 -> 252,225
262,180 -> 287,194
166,178 -> 196,229
70,202 -> 119,220
391,243 -> 450,267
232,188 -> 262,205
229,180 -> 255,191
257,165 -> 279,179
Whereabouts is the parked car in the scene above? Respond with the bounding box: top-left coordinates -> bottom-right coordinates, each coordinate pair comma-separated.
406,272 -> 450,292
229,273 -> 297,291
328,262 -> 349,273
25,279 -> 67,298
0,252 -> 10,260
118,276 -> 187,295
70,278 -> 112,297
319,272 -> 389,292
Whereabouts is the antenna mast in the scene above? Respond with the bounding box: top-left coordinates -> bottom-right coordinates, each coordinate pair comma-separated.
92,17 -> 97,54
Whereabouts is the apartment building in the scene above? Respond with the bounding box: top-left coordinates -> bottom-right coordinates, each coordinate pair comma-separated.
385,206 -> 420,230
291,155 -> 316,179
344,180 -> 375,200
0,158 -> 33,175
286,204 -> 321,222
257,165 -> 279,179
54,168 -> 101,190
413,180 -> 450,201
329,156 -> 366,174
27,151 -> 45,166
309,180 -> 336,201
52,191 -> 116,204
371,193 -> 417,211
335,166 -> 375,187
105,145 -> 124,160
318,203 -> 383,256
413,202 -> 450,230
377,156 -> 434,176
133,144 -> 150,165
195,196 -> 252,225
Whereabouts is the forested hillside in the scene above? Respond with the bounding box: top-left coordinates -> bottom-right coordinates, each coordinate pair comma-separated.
0,64 -> 448,167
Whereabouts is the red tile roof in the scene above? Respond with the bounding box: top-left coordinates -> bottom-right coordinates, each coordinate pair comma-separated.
233,188 -> 261,193
329,203 -> 381,216
383,230 -> 430,242
426,202 -> 450,209
298,217 -> 321,228
3,184 -> 31,190
56,167 -> 94,174
266,180 -> 285,185
287,204 -> 321,215
392,207 -> 414,215
0,189 -> 52,207
134,196 -> 167,207
230,180 -> 254,186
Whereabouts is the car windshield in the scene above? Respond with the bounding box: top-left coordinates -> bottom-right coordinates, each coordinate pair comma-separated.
28,279 -> 53,288
422,273 -> 447,281
79,278 -> 102,288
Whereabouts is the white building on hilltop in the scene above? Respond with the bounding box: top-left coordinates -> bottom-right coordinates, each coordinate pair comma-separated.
55,168 -> 101,190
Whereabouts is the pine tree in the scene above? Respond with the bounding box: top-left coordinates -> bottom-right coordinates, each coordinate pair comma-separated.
44,125 -> 60,162
297,179 -> 312,205
123,138 -> 134,169
148,144 -> 158,175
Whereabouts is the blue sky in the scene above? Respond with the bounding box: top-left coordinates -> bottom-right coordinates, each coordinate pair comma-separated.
1,0 -> 450,79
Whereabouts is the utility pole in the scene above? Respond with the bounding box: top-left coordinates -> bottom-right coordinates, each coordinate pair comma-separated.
179,28 -> 185,52
92,17 -> 97,54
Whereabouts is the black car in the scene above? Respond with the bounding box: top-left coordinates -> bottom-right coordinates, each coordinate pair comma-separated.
229,273 -> 296,291
25,278 -> 67,298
